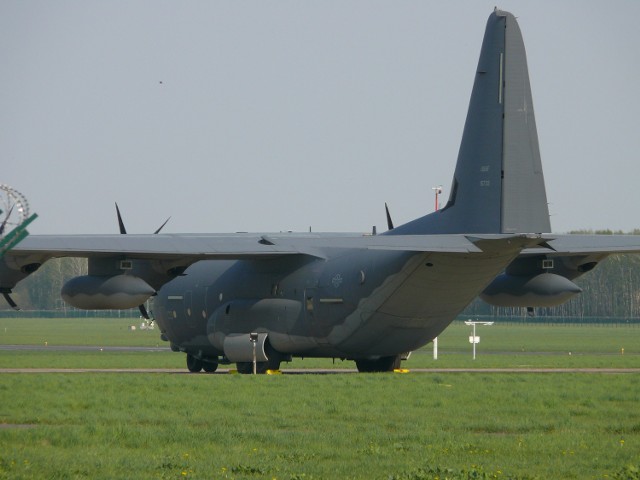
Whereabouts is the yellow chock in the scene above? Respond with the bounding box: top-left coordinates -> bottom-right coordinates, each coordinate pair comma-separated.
393,368 -> 410,374
228,369 -> 238,374
266,369 -> 282,375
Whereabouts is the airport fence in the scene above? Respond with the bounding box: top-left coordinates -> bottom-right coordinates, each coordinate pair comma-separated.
0,309 -> 140,319
455,315 -> 640,326
0,309 -> 637,325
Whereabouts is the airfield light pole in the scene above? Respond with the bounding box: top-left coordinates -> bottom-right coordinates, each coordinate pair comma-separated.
431,185 -> 443,360
250,332 -> 258,374
432,185 -> 442,211
464,320 -> 494,360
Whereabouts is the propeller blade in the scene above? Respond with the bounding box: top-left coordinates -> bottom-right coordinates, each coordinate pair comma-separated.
115,202 -> 127,234
139,303 -> 150,320
0,204 -> 15,236
385,203 -> 394,231
2,292 -> 20,311
153,217 -> 171,234
116,202 -> 169,234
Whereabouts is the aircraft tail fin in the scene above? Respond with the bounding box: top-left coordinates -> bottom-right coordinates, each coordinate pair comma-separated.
391,9 -> 550,235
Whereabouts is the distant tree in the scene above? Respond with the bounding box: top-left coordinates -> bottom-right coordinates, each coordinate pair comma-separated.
10,257 -> 87,310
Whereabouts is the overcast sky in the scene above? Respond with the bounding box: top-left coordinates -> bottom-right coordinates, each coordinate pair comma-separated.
2,1 -> 639,235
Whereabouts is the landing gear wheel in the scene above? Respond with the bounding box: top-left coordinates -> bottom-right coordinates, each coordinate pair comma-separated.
186,354 -> 203,373
355,355 -> 402,373
236,362 -> 253,374
202,361 -> 218,373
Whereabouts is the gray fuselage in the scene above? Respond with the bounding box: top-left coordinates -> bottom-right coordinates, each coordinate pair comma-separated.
153,244 -> 517,360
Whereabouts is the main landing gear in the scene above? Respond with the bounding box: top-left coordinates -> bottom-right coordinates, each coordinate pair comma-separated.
185,348 -> 284,374
186,354 -> 218,373
185,352 -> 402,373
355,355 -> 402,373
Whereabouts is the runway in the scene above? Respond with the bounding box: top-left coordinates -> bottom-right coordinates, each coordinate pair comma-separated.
1,368 -> 639,374
2,344 -> 636,356
2,344 -> 638,374
0,345 -> 167,352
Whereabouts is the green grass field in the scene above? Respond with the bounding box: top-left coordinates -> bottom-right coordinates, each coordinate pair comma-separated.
1,317 -> 639,370
1,318 -> 640,479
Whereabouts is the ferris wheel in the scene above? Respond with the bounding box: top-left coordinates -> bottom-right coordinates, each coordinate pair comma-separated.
0,184 -> 31,236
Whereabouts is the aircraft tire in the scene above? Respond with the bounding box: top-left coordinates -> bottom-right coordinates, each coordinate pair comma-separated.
186,354 -> 203,373
236,360 -> 279,374
355,355 -> 401,373
236,362 -> 254,374
202,361 -> 218,373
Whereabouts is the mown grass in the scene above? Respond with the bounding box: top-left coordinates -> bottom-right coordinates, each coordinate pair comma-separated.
1,318 -> 640,478
0,350 -> 183,369
0,317 -> 162,347
1,373 -> 639,479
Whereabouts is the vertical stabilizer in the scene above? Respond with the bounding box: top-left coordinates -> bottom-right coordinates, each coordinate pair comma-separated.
391,10 -> 550,235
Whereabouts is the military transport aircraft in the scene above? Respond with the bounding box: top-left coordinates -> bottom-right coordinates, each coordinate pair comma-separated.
2,9 -> 640,373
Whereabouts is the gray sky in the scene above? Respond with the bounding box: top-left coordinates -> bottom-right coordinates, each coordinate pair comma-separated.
2,1 -> 639,235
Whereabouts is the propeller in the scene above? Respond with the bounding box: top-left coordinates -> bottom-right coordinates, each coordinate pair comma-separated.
153,216 -> 171,235
115,202 -> 127,234
385,203 -> 394,231
1,205 -> 20,309
115,203 -> 170,319
2,290 -> 20,311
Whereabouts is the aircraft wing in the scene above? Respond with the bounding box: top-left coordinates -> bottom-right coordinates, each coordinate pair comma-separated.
6,231 -> 631,303
514,235 -> 640,262
4,231 -> 549,262
534,235 -> 640,255
0,232 -> 539,295
5,232 -> 487,261
5,231 -> 638,279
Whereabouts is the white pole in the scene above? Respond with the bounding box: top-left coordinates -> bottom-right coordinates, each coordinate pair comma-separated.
433,337 -> 438,360
252,341 -> 257,374
472,323 -> 477,360
250,332 -> 258,374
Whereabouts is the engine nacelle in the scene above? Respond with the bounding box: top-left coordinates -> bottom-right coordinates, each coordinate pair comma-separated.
480,273 -> 582,308
223,333 -> 270,363
61,274 -> 155,310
